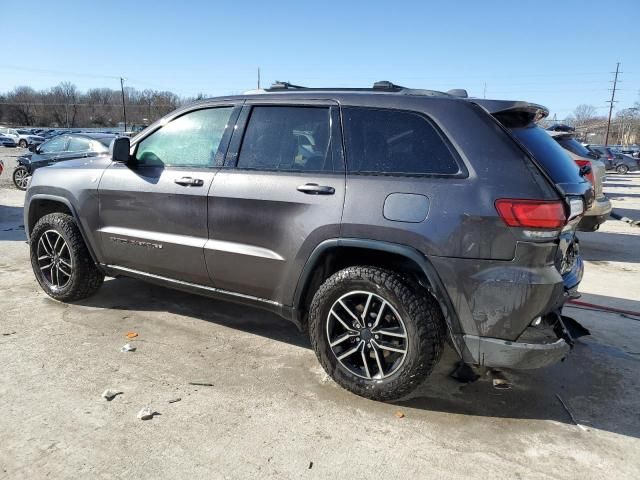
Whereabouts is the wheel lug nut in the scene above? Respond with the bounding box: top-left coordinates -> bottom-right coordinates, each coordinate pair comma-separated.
375,335 -> 379,339
367,324 -> 372,328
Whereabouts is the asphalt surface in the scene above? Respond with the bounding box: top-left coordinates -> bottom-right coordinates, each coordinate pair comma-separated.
1,147 -> 639,479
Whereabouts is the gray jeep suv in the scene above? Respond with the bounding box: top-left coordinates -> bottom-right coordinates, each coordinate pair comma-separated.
24,82 -> 591,401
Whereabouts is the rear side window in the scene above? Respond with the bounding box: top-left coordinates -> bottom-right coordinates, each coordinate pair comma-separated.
342,107 -> 460,175
67,137 -> 92,152
237,106 -> 334,172
556,137 -> 595,158
510,125 -> 583,184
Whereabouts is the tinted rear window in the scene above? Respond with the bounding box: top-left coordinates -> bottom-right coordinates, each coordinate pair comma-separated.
510,124 -> 584,184
343,107 -> 460,175
556,137 -> 594,158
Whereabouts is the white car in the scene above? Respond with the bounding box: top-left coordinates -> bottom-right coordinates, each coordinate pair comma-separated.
0,133 -> 18,147
0,127 -> 45,148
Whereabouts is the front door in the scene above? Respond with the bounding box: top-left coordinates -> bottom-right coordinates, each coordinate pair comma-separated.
206,103 -> 345,305
98,106 -> 237,285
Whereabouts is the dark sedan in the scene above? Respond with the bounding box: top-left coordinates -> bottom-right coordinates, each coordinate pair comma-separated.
13,133 -> 115,190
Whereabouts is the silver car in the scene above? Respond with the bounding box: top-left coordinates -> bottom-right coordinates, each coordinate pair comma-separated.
547,131 -> 611,231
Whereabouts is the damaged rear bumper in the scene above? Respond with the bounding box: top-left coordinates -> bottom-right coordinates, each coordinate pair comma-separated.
457,314 -> 584,369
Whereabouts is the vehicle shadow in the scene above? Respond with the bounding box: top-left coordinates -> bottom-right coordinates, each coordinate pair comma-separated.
77,276 -> 640,440
579,230 -> 640,264
0,205 -> 27,241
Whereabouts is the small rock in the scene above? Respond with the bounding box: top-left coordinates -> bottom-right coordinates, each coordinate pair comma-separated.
101,389 -> 123,401
167,397 -> 181,404
395,411 -> 405,418
189,382 -> 214,387
137,407 -> 156,420
120,343 -> 136,352
126,332 -> 138,339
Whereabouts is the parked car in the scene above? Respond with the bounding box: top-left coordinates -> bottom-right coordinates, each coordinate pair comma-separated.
0,133 -> 18,147
586,145 -> 638,174
547,130 -> 611,231
24,82 -> 590,401
13,133 -> 115,190
0,127 -> 45,148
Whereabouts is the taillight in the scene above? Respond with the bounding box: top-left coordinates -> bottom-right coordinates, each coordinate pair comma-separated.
574,159 -> 595,186
495,199 -> 567,229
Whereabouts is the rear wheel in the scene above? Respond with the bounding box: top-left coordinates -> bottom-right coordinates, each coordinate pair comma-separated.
18,139 -> 28,148
308,266 -> 445,401
30,213 -> 104,301
616,164 -> 629,175
13,166 -> 30,190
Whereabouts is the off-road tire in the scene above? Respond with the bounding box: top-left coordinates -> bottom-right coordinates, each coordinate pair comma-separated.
308,266 -> 446,401
30,213 -> 104,301
616,164 -> 629,175
18,139 -> 28,148
13,166 -> 29,190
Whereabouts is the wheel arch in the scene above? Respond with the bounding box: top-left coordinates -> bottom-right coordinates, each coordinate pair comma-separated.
293,238 -> 463,352
26,194 -> 100,266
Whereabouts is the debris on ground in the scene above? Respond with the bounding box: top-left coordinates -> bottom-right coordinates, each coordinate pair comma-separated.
137,407 -> 158,420
1,331 -> 17,336
167,397 -> 181,404
308,461 -> 313,469
492,378 -> 512,390
120,343 -> 136,352
101,389 -> 123,401
125,332 -> 138,339
189,382 -> 214,387
490,370 -> 512,390
395,411 -> 405,418
555,393 -> 588,431
449,361 -> 480,383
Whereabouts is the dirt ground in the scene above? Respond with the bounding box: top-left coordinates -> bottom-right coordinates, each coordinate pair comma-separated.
1,148 -> 639,479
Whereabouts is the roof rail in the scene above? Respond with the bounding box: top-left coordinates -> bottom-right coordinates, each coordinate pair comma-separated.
269,81 -> 307,90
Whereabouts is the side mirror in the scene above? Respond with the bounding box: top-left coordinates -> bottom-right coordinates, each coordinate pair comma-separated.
111,136 -> 131,163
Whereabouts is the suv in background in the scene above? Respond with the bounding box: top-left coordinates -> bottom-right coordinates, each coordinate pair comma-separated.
0,127 -> 44,148
23,82 -> 590,401
547,130 -> 611,231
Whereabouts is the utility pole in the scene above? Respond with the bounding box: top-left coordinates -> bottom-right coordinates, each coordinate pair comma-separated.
257,67 -> 261,89
604,62 -> 620,146
120,77 -> 127,132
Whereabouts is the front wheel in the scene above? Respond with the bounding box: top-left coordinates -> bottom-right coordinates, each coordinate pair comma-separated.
616,164 -> 629,175
30,213 -> 104,302
308,266 -> 446,401
13,166 -> 30,190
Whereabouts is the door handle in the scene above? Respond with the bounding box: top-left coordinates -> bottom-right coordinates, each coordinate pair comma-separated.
296,183 -> 335,195
174,177 -> 204,187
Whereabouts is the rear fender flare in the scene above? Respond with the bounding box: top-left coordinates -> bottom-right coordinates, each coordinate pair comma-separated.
293,238 -> 464,354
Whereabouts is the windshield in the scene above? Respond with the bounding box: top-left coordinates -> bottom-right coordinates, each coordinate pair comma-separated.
510,124 -> 585,185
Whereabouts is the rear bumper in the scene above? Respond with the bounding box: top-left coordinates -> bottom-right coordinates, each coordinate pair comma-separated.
459,334 -> 570,369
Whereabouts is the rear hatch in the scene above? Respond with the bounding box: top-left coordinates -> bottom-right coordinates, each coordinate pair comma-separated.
472,100 -> 592,290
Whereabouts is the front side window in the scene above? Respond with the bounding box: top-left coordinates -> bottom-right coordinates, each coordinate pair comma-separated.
40,135 -> 68,154
135,107 -> 233,167
67,137 -> 92,152
343,107 -> 460,175
237,106 -> 333,171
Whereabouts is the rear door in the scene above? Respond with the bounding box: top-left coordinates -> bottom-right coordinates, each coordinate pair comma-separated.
98,105 -> 238,285
206,102 -> 345,305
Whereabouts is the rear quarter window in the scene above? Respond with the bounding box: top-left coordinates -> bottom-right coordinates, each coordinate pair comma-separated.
510,124 -> 584,184
342,107 -> 461,175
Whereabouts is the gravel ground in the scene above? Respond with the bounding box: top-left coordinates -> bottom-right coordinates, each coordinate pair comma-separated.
1,147 -> 639,479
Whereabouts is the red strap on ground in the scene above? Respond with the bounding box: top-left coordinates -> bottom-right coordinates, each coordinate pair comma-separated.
568,299 -> 640,318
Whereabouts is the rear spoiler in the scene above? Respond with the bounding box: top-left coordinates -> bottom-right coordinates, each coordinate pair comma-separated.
469,99 -> 549,127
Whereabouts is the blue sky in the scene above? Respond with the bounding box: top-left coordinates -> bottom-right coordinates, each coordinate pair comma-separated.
2,0 -> 639,119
